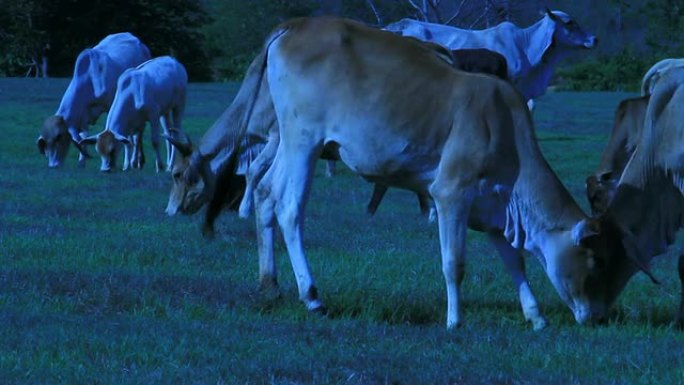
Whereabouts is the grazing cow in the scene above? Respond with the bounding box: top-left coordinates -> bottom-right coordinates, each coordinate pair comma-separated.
166,17 -> 619,330
586,95 -> 649,215
36,32 -> 151,168
384,9 -> 596,109
588,68 -> 684,326
81,56 -> 187,172
640,58 -> 684,96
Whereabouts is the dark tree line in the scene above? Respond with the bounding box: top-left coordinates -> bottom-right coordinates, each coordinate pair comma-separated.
0,0 -> 211,80
1,0 -> 683,87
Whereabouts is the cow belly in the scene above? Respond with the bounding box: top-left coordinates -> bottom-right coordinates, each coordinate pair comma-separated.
337,140 -> 438,188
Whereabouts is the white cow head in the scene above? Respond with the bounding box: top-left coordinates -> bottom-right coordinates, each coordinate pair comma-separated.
547,9 -> 597,49
79,130 -> 130,172
37,115 -> 89,168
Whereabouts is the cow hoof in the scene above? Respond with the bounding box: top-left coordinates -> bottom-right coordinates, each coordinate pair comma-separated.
201,224 -> 215,240
531,317 -> 549,331
309,304 -> 328,316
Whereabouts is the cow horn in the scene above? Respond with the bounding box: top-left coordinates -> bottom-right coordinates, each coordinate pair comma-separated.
163,129 -> 193,157
72,137 -> 92,158
620,226 -> 661,285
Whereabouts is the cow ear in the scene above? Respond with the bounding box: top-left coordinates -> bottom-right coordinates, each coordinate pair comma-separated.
164,129 -> 193,157
620,227 -> 661,285
572,218 -> 600,246
36,136 -> 46,155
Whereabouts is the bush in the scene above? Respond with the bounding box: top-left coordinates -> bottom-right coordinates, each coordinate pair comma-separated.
555,49 -> 655,92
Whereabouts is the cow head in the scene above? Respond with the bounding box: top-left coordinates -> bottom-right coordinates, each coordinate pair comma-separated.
551,215 -> 661,324
79,130 -> 130,172
546,9 -> 597,49
164,129 -> 212,216
37,116 -> 71,168
585,171 -> 617,215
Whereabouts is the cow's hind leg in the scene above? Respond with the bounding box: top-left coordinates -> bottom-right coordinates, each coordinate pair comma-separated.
488,232 -> 547,330
266,145 -> 325,313
678,254 -> 684,328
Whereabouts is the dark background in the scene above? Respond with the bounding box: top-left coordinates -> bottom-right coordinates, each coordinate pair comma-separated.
1,0 -> 682,90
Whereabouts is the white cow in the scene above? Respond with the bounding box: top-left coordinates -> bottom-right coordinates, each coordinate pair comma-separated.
640,58 -> 684,96
166,17 -> 620,330
36,32 -> 151,168
81,56 -> 187,172
384,9 -> 597,109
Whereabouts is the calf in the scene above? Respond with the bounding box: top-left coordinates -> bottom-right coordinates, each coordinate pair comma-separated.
81,56 -> 187,172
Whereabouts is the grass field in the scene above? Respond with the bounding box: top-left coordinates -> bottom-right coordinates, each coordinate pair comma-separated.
1,77 -> 683,384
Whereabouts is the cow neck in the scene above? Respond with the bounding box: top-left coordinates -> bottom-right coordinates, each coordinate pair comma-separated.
503,108 -> 586,261
521,15 -> 554,69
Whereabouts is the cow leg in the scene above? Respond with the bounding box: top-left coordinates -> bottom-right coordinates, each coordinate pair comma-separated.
131,133 -> 145,169
149,120 -> 165,173
160,114 -> 175,171
367,184 -> 388,215
325,160 -> 336,177
432,190 -> 471,330
488,232 -> 548,330
253,177 -> 279,296
239,134 -> 279,219
122,139 -> 134,171
77,131 -> 89,168
268,145 -> 324,313
678,254 -> 684,328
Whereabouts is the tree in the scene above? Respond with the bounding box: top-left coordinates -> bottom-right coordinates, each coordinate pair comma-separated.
0,0 -> 213,80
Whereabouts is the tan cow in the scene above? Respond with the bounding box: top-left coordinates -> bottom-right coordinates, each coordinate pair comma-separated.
166,17 -> 619,330
590,67 -> 684,326
586,95 -> 649,215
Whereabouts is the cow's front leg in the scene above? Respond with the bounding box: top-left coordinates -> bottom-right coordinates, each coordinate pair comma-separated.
488,232 -> 548,330
149,119 -> 165,173
254,179 -> 279,299
431,186 -> 472,330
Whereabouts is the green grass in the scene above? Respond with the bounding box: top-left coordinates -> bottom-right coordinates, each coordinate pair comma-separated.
1,78 -> 683,384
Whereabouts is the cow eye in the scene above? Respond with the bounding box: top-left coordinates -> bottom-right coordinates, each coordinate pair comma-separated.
173,172 -> 182,181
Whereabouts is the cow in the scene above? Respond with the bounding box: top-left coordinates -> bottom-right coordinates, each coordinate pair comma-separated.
588,67 -> 684,327
80,56 -> 187,172
165,17 -> 621,330
640,58 -> 684,96
384,9 -> 597,110
586,95 -> 649,215
36,32 -> 151,168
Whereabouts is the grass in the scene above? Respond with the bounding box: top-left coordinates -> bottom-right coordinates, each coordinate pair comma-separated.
1,77 -> 683,384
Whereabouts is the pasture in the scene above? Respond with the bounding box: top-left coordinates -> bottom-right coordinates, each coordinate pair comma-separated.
1,77 -> 683,384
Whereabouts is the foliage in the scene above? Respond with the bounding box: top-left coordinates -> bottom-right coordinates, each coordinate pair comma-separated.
555,49 -> 656,92
0,0 -> 213,80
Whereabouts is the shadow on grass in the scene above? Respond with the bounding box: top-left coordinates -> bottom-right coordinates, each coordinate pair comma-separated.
0,268 -> 256,317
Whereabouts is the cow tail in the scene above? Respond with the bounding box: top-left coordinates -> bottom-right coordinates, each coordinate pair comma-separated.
201,25 -> 290,237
